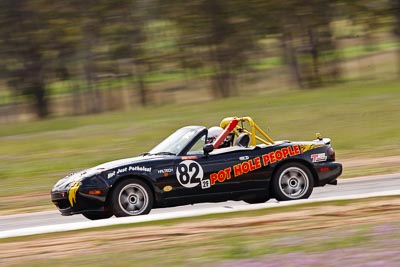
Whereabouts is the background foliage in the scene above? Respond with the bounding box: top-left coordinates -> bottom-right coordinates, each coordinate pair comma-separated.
0,1 -> 399,212
0,0 -> 399,119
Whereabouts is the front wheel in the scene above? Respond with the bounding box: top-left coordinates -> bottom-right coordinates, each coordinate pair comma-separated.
111,178 -> 153,217
272,163 -> 314,201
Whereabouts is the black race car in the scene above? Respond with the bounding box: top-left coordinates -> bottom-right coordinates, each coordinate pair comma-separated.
51,117 -> 342,220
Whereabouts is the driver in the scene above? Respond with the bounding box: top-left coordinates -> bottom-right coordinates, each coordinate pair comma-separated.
206,126 -> 232,148
206,126 -> 223,144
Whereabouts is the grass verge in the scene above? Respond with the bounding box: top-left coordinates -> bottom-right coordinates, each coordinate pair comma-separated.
0,79 -> 399,212
0,196 -> 399,266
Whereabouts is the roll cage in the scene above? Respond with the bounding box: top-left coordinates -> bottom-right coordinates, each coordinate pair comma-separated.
212,117 -> 275,149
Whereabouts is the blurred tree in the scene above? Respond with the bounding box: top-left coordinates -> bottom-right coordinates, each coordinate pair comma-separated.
279,1 -> 339,88
0,0 -> 50,117
243,0 -> 339,88
45,1 -> 84,114
337,0 -> 395,78
127,0 -> 152,106
163,0 -> 257,97
0,0 -> 84,117
0,0 -> 397,120
98,0 -> 154,106
67,0 -> 117,114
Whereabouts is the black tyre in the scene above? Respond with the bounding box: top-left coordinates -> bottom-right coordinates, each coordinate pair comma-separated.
82,211 -> 113,220
272,162 -> 314,201
111,178 -> 153,217
244,195 -> 270,204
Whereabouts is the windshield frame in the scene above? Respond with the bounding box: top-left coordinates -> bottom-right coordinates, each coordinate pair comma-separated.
149,126 -> 207,156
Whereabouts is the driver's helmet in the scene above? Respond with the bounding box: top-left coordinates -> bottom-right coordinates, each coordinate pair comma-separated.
206,126 -> 223,144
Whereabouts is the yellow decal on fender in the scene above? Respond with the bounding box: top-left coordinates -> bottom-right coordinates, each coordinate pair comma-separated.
68,180 -> 81,207
300,144 -> 323,153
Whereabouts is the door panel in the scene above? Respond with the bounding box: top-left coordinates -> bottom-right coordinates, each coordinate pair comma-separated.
198,151 -> 268,194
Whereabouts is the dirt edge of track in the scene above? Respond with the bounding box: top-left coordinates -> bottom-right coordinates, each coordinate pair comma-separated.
1,197 -> 399,266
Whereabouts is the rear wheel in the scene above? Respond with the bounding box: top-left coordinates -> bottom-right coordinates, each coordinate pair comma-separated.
244,195 -> 270,204
272,162 -> 313,201
111,178 -> 153,217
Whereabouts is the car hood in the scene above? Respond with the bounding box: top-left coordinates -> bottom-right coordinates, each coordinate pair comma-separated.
53,155 -> 165,190
91,155 -> 165,171
95,156 -> 148,170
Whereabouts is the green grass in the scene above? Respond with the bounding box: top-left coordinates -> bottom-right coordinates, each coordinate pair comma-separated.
2,226 -> 380,266
0,79 -> 399,210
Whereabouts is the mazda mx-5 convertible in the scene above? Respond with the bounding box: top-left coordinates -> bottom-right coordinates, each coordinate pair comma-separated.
51,117 -> 342,220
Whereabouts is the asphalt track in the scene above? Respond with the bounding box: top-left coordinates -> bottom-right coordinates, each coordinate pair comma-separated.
0,173 -> 399,238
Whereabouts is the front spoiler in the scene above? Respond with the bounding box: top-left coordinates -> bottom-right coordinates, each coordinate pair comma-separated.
51,189 -> 107,216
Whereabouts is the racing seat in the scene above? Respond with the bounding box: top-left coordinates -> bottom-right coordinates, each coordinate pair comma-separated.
235,133 -> 250,147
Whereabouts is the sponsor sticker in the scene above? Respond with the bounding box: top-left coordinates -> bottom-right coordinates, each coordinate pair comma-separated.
107,166 -> 152,179
201,179 -> 211,189
311,153 -> 327,162
117,167 -> 128,174
209,145 -> 301,186
177,145 -> 302,188
158,168 -> 173,174
128,166 -> 152,172
181,156 -> 198,160
163,185 -> 173,192
108,171 -> 116,179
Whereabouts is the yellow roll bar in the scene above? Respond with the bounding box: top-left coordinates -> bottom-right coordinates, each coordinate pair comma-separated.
220,117 -> 275,146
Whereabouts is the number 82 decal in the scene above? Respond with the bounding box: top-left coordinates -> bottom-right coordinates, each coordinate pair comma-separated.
176,160 -> 210,189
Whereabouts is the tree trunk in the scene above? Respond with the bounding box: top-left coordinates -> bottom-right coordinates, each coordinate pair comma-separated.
281,31 -> 304,88
208,43 -> 235,98
83,65 -> 97,114
134,62 -> 147,106
138,75 -> 147,106
393,0 -> 400,77
72,82 -> 83,115
27,47 -> 49,118
33,81 -> 48,118
308,27 -> 321,87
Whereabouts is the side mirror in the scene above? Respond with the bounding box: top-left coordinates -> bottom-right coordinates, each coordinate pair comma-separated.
203,144 -> 214,155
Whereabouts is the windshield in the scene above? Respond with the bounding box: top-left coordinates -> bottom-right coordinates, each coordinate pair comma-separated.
149,127 -> 201,155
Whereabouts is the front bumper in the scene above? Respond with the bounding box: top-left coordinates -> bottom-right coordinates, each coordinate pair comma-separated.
313,161 -> 343,186
51,190 -> 74,215
51,187 -> 108,216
